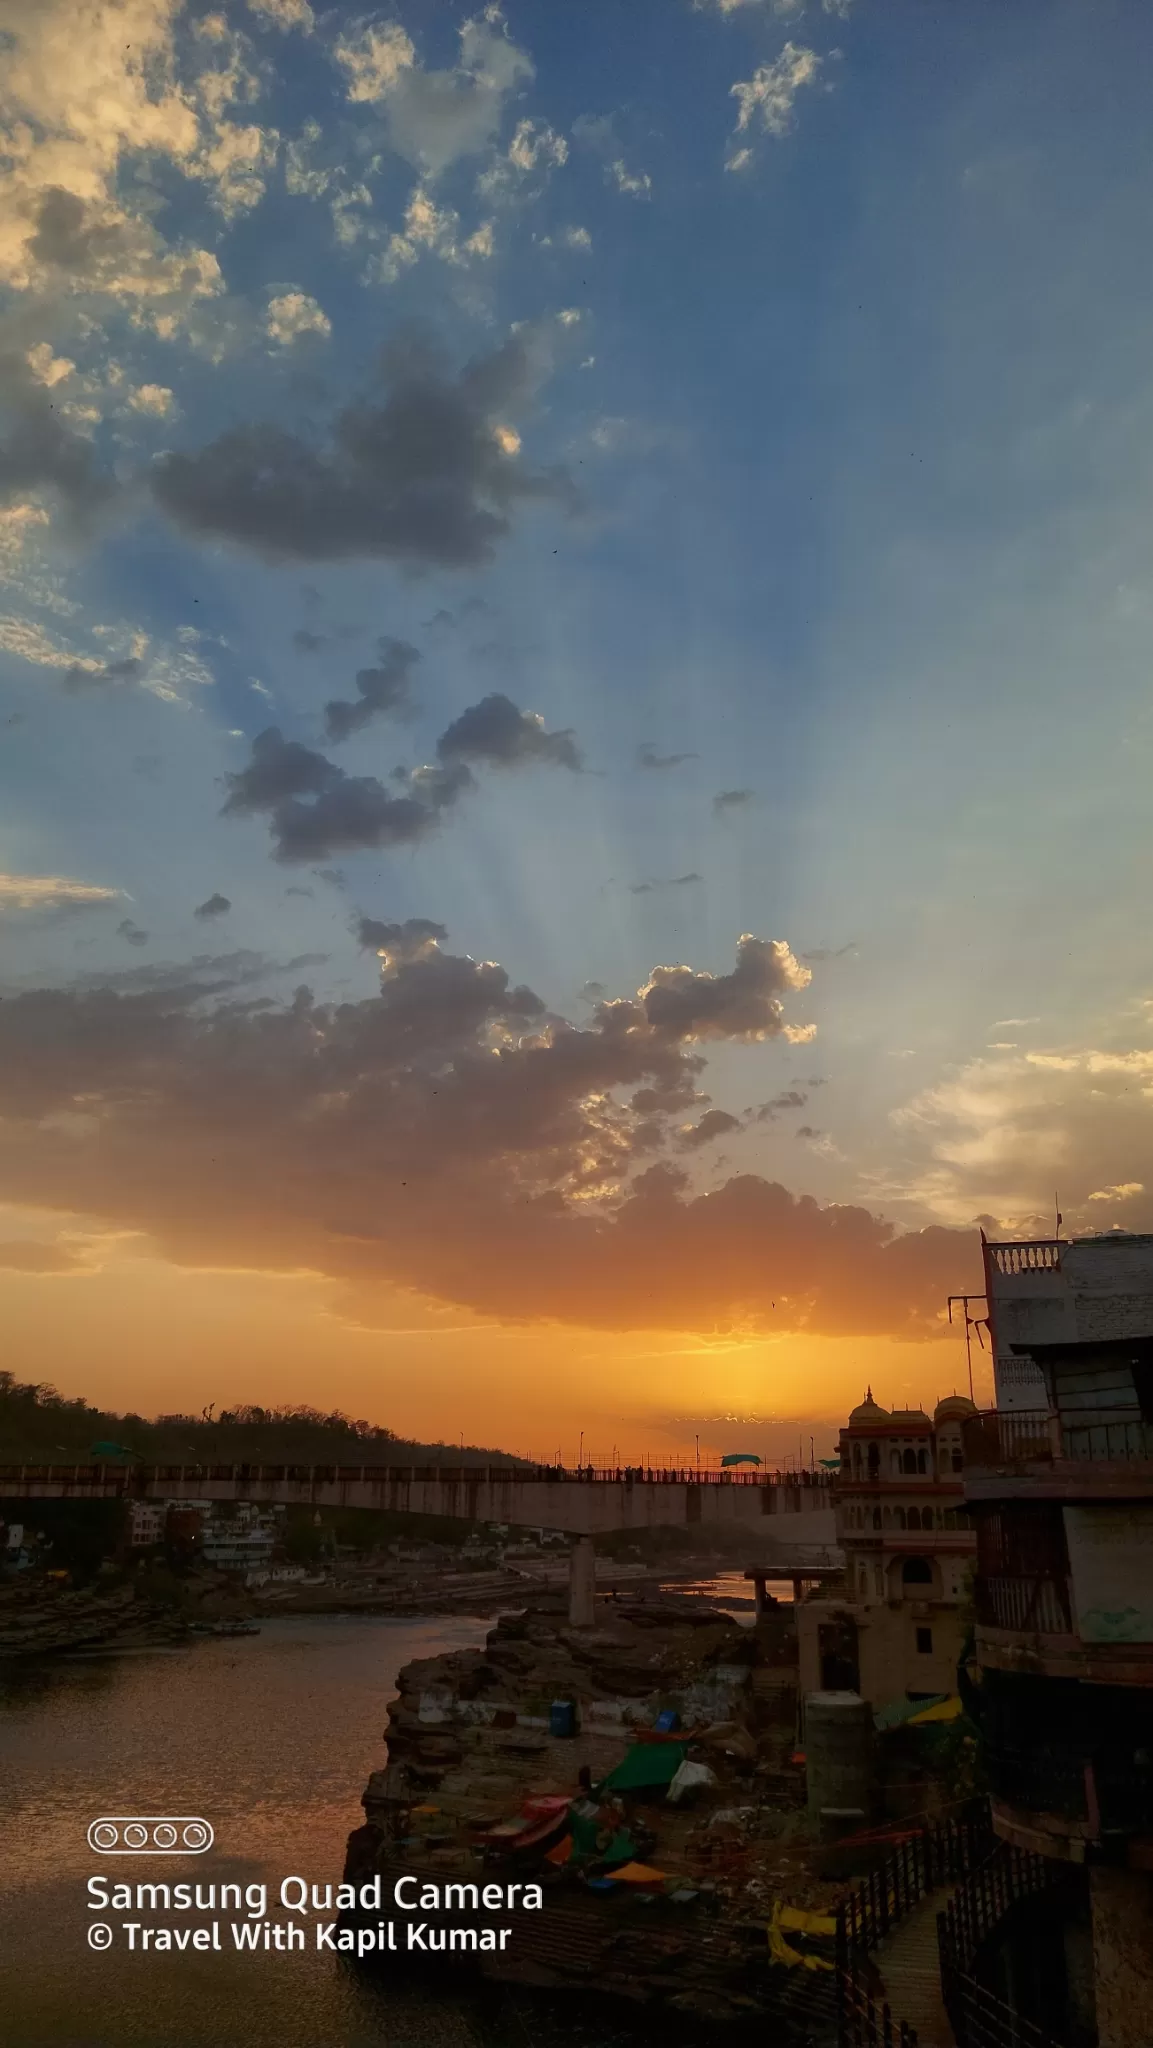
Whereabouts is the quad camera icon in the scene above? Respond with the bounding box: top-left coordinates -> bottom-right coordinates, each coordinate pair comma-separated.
87,1816 -> 214,1855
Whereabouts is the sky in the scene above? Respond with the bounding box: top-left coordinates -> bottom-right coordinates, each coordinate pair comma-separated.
2,0 -> 1152,1463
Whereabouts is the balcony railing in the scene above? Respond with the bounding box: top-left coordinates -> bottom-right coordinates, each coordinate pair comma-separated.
986,1241 -> 1062,1275
976,1572 -> 1072,1634
963,1408 -> 1153,1471
982,1742 -> 1088,1824
962,1411 -> 1060,1467
1062,1416 -> 1153,1461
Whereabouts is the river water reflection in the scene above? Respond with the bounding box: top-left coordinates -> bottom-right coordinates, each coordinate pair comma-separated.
0,1597 -> 789,2047
0,1615 -> 509,2048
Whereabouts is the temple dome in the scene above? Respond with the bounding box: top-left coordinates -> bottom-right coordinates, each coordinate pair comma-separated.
934,1394 -> 978,1422
848,1387 -> 890,1424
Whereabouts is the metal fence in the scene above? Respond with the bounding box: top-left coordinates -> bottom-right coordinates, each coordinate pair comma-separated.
937,1839 -> 1074,2048
836,1801 -> 994,2048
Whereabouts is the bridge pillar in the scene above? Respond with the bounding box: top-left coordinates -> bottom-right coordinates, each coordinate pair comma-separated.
568,1535 -> 596,1628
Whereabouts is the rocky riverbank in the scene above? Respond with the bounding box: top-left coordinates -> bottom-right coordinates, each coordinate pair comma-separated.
342,1592 -> 844,2039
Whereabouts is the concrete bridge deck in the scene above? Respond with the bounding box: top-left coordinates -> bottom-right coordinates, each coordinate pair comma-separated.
0,1463 -> 838,1624
0,1461 -> 834,1537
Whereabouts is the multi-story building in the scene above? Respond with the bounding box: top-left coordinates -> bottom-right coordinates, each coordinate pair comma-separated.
797,1389 -> 977,1710
127,1501 -> 165,1547
962,1229 -> 1153,2048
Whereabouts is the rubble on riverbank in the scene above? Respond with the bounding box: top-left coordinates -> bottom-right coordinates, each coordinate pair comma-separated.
343,1592 -> 844,2037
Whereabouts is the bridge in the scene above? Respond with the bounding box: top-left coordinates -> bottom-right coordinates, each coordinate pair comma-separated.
0,1462 -> 838,1625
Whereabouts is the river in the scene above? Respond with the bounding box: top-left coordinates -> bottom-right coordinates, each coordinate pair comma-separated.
0,1599 -> 771,2048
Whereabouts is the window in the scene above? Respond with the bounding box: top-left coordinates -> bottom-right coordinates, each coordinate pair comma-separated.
902,1556 -> 933,1586
907,1506 -> 920,1530
895,1506 -> 906,1530
867,1442 -> 880,1478
951,1451 -> 963,1472
915,1626 -> 933,1655
902,1448 -> 917,1474
916,1448 -> 927,1474
873,1507 -> 882,1530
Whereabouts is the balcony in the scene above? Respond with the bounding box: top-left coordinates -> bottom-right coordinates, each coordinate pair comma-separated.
977,1572 -> 1072,1634
962,1408 -> 1153,1501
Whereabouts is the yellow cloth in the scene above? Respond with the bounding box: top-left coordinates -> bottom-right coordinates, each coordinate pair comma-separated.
776,1905 -> 837,1937
606,1861 -> 668,1884
907,1695 -> 963,1725
767,1903 -> 835,1971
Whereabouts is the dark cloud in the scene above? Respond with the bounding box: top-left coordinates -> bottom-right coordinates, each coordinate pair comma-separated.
629,873 -> 702,896
640,934 -> 811,1042
131,754 -> 164,782
324,637 -> 420,743
221,727 -> 473,863
292,628 -> 327,654
116,918 -> 148,948
423,597 -> 489,631
355,916 -> 448,959
796,1126 -> 824,1141
437,693 -> 582,772
194,894 -> 232,921
803,943 -> 857,963
285,885 -> 313,898
752,1089 -> 809,1122
679,1108 -> 742,1149
713,788 -> 754,814
63,656 -> 143,693
0,347 -> 117,530
637,744 -> 697,771
0,928 -> 978,1338
30,187 -> 127,276
151,329 -> 572,569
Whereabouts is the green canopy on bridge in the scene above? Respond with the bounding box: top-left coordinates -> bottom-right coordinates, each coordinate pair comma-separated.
720,1453 -> 761,1467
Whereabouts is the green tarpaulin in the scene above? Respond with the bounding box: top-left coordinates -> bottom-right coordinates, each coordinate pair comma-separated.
600,1742 -> 689,1792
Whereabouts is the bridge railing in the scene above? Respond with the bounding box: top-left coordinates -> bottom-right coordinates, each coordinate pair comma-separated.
0,1461 -> 835,1491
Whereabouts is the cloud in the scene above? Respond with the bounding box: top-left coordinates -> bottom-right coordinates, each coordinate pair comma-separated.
117,918 -> 149,947
0,4 -> 288,324
0,347 -> 119,532
713,787 -> 754,812
324,637 -> 420,743
355,915 -> 449,961
151,327 -> 572,568
0,1238 -> 84,1273
247,0 -> 315,30
802,941 -> 856,962
640,934 -> 811,1042
890,1043 -> 1153,1234
0,872 -> 120,914
629,873 -> 703,895
367,186 -> 496,285
334,10 -> 532,179
194,893 -> 232,921
1088,1182 -> 1144,1203
128,384 -> 177,418
221,727 -> 472,863
572,115 -> 651,200
437,693 -> 582,772
0,925 -> 974,1337
266,291 -> 331,346
752,1088 -> 809,1121
679,1108 -> 742,1149
637,743 -> 697,770
727,43 -> 823,165
63,655 -> 144,692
